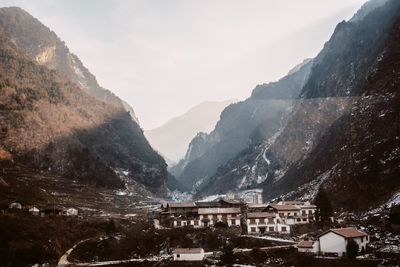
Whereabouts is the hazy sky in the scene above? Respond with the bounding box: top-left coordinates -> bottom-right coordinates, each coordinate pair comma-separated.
1,0 -> 367,129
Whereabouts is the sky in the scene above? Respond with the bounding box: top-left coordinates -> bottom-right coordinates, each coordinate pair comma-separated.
1,0 -> 367,129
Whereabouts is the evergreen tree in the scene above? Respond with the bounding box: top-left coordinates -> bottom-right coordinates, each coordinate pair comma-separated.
346,239 -> 359,260
314,188 -> 333,223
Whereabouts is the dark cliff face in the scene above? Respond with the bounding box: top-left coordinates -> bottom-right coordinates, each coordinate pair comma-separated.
0,7 -> 139,123
0,16 -> 167,194
263,11 -> 400,210
175,60 -> 312,189
199,0 -> 400,211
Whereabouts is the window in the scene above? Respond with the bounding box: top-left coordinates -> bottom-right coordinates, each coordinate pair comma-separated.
269,226 -> 274,232
250,219 -> 256,224
177,254 -> 180,258
259,218 -> 265,224
296,218 -> 301,222
281,226 -> 287,232
231,219 -> 236,225
251,227 -> 256,233
361,237 -> 364,242
294,212 -> 297,216
231,214 -> 237,217
268,218 -> 274,224
302,218 -> 307,222
194,220 -> 199,226
177,221 -> 181,226
302,210 -> 306,215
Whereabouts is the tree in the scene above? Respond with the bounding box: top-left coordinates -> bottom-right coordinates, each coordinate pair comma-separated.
314,188 -> 333,223
346,239 -> 359,260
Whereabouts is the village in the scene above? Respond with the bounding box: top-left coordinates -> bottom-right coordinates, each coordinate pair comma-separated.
1,189 -> 399,266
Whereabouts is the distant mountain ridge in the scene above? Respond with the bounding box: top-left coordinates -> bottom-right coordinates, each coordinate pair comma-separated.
145,99 -> 236,163
173,59 -> 312,189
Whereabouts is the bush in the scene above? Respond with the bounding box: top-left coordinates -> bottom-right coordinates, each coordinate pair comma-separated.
346,239 -> 359,260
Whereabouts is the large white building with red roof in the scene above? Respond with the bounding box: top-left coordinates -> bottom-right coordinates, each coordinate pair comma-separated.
318,227 -> 369,257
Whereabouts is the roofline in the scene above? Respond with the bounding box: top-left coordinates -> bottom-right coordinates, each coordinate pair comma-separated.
318,229 -> 368,239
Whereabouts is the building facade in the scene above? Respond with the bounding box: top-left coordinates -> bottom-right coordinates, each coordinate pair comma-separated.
319,228 -> 369,257
173,248 -> 205,261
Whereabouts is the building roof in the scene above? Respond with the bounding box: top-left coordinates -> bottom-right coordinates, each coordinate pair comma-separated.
269,204 -> 301,211
173,248 -> 203,254
279,201 -> 307,205
198,207 -> 241,215
194,201 -> 221,208
297,240 -> 315,248
299,205 -> 317,209
320,228 -> 368,238
248,204 -> 269,209
165,202 -> 196,208
247,212 -> 275,218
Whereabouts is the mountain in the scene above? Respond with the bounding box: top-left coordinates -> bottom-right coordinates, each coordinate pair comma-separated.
145,99 -> 236,164
173,59 -> 312,189
199,0 -> 400,210
0,7 -> 139,123
0,7 -> 167,194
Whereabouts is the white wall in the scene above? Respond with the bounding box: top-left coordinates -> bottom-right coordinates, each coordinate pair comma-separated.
319,232 -> 346,256
173,252 -> 204,261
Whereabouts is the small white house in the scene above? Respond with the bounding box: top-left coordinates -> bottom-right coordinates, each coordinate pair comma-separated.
65,208 -> 78,216
29,207 -> 40,215
319,228 -> 369,257
297,240 -> 319,254
9,201 -> 22,209
173,248 -> 205,261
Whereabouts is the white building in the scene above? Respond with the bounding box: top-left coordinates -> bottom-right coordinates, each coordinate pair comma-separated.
8,201 -> 22,209
65,208 -> 78,216
319,228 -> 369,257
29,206 -> 40,215
247,212 -> 290,234
297,240 -> 319,254
198,207 -> 241,227
173,248 -> 205,261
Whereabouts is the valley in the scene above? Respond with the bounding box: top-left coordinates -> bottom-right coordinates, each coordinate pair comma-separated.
0,0 -> 400,266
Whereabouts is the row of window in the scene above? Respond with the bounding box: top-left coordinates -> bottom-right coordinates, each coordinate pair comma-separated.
175,219 -> 238,226
250,226 -> 287,232
248,218 -> 275,224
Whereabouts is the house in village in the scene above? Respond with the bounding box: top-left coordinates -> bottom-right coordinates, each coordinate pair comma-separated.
198,207 -> 241,227
245,201 -> 317,234
297,240 -> 319,254
65,207 -> 79,216
160,199 -> 244,228
318,228 -> 369,257
29,206 -> 40,215
246,212 -> 290,234
8,200 -> 22,209
173,248 -> 205,261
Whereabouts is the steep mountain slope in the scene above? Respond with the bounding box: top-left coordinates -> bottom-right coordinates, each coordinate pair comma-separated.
0,15 -> 166,194
174,60 -> 312,188
201,0 -> 400,210
145,99 -> 236,163
262,0 -> 400,210
0,7 -> 139,123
